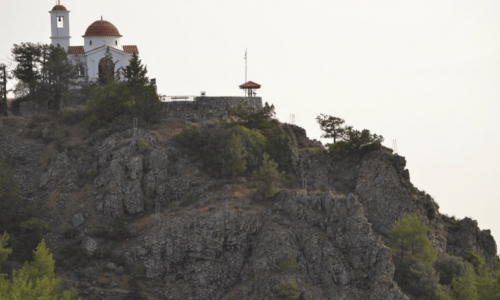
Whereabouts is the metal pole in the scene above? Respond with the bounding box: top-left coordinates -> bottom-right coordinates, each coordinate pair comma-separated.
244,49 -> 247,83
0,64 -> 6,116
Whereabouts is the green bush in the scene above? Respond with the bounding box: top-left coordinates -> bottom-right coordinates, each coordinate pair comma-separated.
253,153 -> 283,198
53,129 -> 67,152
278,254 -> 300,273
58,239 -> 90,269
85,81 -> 133,129
61,106 -> 86,124
394,255 -> 440,299
328,127 -> 383,155
265,125 -> 298,173
179,193 -> 199,207
435,253 -> 468,285
177,124 -> 268,178
275,278 -> 300,300
221,133 -> 247,178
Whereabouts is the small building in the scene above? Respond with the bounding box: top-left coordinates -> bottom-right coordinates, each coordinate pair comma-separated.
239,81 -> 261,97
49,2 -> 139,81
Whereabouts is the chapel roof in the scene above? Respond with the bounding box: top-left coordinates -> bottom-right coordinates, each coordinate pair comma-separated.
68,46 -> 85,54
51,5 -> 67,11
83,20 -> 122,37
122,45 -> 139,54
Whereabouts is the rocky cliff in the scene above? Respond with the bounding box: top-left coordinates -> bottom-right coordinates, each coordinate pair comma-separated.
0,116 -> 496,299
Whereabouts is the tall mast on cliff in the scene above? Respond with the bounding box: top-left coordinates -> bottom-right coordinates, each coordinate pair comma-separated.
244,49 -> 247,83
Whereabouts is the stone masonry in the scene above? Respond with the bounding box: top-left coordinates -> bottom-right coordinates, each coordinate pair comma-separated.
162,96 -> 263,120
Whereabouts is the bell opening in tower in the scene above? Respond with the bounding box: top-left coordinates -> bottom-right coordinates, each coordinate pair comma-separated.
57,16 -> 64,28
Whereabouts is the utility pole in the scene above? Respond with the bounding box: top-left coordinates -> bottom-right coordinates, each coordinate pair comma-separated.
0,64 -> 7,116
244,49 -> 247,83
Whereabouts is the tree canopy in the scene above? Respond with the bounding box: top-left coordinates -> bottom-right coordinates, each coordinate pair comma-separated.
11,43 -> 80,112
316,114 -> 345,143
316,114 -> 383,155
0,237 -> 80,300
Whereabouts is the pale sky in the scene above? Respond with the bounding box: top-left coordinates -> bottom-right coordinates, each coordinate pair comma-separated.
1,0 -> 499,252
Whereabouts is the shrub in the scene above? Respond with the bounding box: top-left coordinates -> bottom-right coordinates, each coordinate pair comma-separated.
265,125 -> 298,173
253,153 -> 283,198
85,81 -> 133,129
61,106 -> 86,124
179,192 -> 199,207
278,254 -> 300,273
221,133 -> 247,178
137,138 -> 150,154
394,255 -> 440,299
58,238 -> 90,268
435,253 -> 468,285
275,278 -> 300,300
53,129 -> 67,152
328,127 -> 383,155
177,124 -> 267,178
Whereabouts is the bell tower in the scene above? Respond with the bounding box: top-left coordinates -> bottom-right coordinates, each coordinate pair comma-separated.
49,1 -> 70,50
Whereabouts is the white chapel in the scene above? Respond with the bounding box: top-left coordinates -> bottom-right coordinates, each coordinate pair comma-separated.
49,2 -> 139,81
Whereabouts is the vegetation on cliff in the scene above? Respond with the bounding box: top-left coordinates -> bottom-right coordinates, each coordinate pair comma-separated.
0,157 -> 51,264
388,214 -> 500,300
316,113 -> 383,155
0,235 -> 80,300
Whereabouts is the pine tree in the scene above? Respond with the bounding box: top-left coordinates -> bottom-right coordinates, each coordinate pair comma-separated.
0,238 -> 80,300
122,53 -> 149,96
316,114 -> 346,143
122,53 -> 161,123
42,45 -> 79,113
389,214 -> 437,265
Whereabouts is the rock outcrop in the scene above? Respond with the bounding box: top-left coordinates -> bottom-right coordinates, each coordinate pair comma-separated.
0,116 -> 497,300
130,190 -> 408,300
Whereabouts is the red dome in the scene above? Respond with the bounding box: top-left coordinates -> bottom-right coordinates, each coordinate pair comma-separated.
51,5 -> 67,11
83,20 -> 122,37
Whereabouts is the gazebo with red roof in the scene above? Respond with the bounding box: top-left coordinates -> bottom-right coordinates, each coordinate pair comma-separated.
239,81 -> 261,97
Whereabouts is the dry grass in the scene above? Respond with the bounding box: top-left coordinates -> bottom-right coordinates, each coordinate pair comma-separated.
48,191 -> 59,208
66,126 -> 83,146
136,213 -> 157,231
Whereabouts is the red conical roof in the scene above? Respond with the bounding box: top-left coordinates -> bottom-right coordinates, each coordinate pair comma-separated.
239,81 -> 261,89
83,20 -> 122,37
51,4 -> 67,11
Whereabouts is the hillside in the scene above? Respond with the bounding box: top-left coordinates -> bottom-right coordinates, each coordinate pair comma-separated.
0,114 -> 498,300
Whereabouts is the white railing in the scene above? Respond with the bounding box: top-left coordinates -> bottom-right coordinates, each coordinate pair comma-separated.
160,95 -> 197,102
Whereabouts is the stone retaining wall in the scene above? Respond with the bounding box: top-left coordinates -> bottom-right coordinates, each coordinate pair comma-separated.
162,96 -> 262,120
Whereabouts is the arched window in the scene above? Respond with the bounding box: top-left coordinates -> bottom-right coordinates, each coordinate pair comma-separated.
90,40 -> 92,46
115,40 -> 117,46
